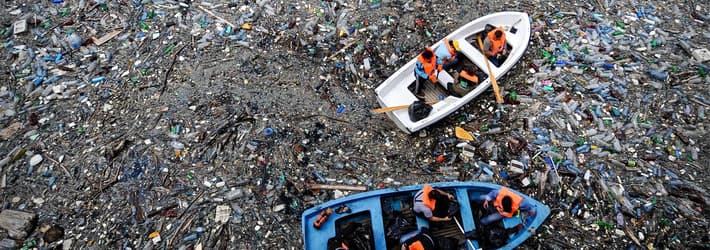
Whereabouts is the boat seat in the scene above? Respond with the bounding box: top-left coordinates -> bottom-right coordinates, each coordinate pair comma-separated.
437,69 -> 455,90
415,215 -> 430,230
391,200 -> 402,211
399,228 -> 422,244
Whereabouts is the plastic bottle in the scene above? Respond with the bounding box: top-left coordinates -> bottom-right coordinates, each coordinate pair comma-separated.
532,127 -> 549,136
182,233 -> 198,242
67,33 -> 83,49
576,144 -> 591,153
264,127 -> 274,136
610,184 -> 635,213
646,70 -> 667,81
520,153 -> 531,170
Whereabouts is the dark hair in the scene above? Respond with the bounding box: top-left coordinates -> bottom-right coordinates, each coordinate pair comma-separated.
464,66 -> 476,74
494,30 -> 503,39
428,190 -> 444,200
502,196 -> 513,213
422,49 -> 434,59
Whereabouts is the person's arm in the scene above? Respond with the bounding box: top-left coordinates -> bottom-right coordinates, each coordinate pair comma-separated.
429,215 -> 451,222
415,62 -> 430,79
519,198 -> 537,216
482,189 -> 499,208
428,73 -> 438,83
483,38 -> 494,57
435,189 -> 455,201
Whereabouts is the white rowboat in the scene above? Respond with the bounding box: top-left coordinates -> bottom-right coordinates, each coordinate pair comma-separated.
375,12 -> 531,133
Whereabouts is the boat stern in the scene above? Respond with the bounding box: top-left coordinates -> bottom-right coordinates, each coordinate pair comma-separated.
375,94 -> 414,134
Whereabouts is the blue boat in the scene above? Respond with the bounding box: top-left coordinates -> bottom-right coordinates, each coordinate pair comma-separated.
301,182 -> 550,250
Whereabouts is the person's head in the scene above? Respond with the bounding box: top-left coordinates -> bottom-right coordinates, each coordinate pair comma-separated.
428,190 -> 445,200
464,65 -> 476,74
501,196 -> 513,213
494,30 -> 503,39
421,48 -> 434,59
450,40 -> 461,51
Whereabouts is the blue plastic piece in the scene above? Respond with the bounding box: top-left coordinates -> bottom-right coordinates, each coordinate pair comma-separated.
91,76 -> 105,83
576,144 -> 591,153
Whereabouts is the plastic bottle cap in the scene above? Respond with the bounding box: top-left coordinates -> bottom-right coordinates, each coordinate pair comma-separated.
264,128 -> 274,136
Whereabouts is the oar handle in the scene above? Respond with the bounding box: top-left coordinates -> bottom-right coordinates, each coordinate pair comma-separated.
373,100 -> 438,113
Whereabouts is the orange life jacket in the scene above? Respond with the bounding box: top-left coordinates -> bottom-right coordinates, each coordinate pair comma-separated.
409,241 -> 425,250
460,70 -> 478,84
417,49 -> 438,82
493,187 -> 523,218
420,184 -> 436,211
487,27 -> 506,56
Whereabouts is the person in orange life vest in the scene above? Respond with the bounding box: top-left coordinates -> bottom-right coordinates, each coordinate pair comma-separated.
475,187 -> 536,225
449,65 -> 479,97
435,39 -> 461,71
413,48 -> 439,100
413,184 -> 455,222
483,27 -> 507,67
400,230 -> 436,250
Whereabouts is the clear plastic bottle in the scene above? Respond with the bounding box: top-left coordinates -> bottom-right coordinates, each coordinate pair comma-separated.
67,33 -> 83,49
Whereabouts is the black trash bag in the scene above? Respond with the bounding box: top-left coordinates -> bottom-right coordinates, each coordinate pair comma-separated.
409,100 -> 432,122
447,200 -> 460,217
385,211 -> 416,245
335,222 -> 375,250
479,221 -> 509,249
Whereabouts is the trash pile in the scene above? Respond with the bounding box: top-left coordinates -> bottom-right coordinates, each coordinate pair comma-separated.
0,0 -> 707,249
445,2 -> 710,249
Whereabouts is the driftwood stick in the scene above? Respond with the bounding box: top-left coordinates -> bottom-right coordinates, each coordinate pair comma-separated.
325,40 -> 358,61
309,184 -> 367,191
198,6 -> 237,28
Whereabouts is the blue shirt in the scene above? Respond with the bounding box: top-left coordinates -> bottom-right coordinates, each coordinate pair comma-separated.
435,43 -> 455,66
414,60 -> 431,80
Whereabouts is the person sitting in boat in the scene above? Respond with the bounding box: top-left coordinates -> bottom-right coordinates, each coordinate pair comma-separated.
435,38 -> 461,71
413,48 -> 440,100
449,65 -> 478,97
483,26 -> 508,67
476,187 -> 536,225
413,184 -> 455,222
400,230 -> 436,250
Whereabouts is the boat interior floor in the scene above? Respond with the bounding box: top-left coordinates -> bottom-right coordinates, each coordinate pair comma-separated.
429,216 -> 466,246
407,79 -> 449,102
407,58 -> 489,102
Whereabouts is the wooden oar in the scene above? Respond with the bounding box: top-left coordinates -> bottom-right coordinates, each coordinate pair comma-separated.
373,100 -> 438,113
477,35 -> 504,104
